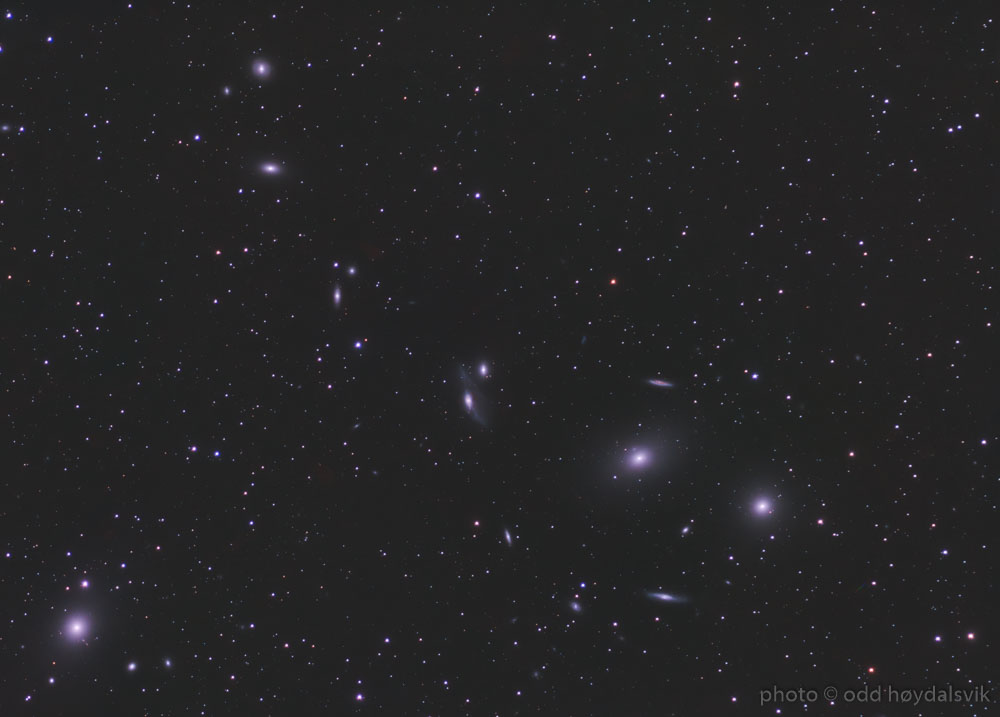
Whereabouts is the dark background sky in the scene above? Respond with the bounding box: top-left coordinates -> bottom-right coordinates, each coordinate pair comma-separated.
1,1 -> 996,715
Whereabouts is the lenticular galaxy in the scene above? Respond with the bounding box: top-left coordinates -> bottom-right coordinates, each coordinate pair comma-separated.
647,378 -> 674,388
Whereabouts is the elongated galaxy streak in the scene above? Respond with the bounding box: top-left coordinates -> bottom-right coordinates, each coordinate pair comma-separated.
646,591 -> 687,603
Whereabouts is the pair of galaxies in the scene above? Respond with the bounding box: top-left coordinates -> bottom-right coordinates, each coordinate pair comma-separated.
628,380 -> 672,454
500,531 -> 689,605
461,372 -> 669,424
461,362 -> 492,425
464,361 -> 490,407
219,57 -> 283,177
570,591 -> 688,614
331,261 -> 358,310
64,616 -> 169,673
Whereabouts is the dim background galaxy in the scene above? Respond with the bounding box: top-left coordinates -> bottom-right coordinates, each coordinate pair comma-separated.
1,2 -> 996,715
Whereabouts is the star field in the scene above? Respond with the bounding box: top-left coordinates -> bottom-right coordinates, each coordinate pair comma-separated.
1,2 -> 996,715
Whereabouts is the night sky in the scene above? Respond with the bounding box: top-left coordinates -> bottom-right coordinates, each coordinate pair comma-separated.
2,2 -> 997,715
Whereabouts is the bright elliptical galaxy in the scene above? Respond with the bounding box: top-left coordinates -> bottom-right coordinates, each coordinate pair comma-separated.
1,3 -> 995,715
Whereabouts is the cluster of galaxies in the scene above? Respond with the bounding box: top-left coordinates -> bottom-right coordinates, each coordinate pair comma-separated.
2,3 -> 995,715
